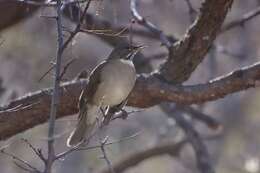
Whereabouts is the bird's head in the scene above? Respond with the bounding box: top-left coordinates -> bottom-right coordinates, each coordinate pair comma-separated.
108,43 -> 145,61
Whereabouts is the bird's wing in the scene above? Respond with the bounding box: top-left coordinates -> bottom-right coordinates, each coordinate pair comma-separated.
78,61 -> 107,115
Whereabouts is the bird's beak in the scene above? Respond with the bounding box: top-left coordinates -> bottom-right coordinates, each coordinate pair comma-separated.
126,44 -> 147,60
132,45 -> 146,51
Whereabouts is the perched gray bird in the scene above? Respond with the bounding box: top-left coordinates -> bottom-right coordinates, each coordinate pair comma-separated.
67,43 -> 143,147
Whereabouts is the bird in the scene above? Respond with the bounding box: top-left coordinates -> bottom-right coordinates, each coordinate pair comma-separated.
66,43 -> 144,147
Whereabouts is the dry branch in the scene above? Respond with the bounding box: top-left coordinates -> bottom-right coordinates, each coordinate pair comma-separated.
0,62 -> 260,141
159,0 -> 234,83
0,1 -> 40,31
222,6 -> 260,32
1,1 -> 260,173
98,140 -> 186,173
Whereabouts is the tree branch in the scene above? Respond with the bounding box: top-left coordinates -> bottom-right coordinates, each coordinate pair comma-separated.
222,6 -> 260,33
166,105 -> 214,173
62,3 -> 153,73
98,140 -> 186,173
159,0 -> 234,83
130,0 -> 174,48
44,0 -> 64,172
0,62 -> 260,141
0,0 -> 41,31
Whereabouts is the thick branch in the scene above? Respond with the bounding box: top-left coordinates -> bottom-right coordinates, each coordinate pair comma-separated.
0,1 -> 40,31
1,62 -> 260,141
159,0 -> 234,83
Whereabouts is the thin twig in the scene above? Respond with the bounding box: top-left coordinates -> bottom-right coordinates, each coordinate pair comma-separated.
1,149 -> 41,173
38,63 -> 55,82
99,136 -> 115,173
55,132 -> 140,160
0,102 -> 40,113
184,0 -> 197,23
13,161 -> 37,173
21,138 -> 46,164
39,0 -> 92,83
130,0 -> 174,48
222,6 -> 260,32
61,0 -> 92,53
80,27 -> 129,37
59,58 -> 77,80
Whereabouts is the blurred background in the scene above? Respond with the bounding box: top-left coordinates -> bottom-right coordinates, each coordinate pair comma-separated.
1,0 -> 260,173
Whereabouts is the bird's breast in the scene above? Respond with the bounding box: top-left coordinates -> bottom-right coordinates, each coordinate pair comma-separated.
93,59 -> 136,106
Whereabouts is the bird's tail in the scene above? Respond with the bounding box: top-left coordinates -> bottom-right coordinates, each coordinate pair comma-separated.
66,105 -> 96,147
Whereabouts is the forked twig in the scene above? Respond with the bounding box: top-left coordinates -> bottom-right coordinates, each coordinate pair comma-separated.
99,136 -> 115,173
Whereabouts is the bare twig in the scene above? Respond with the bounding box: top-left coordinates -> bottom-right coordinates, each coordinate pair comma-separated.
130,0 -> 174,48
39,58 -> 76,82
0,102 -> 39,113
99,140 -> 187,173
45,0 -> 64,172
80,27 -> 129,37
62,2 -> 153,74
55,132 -> 140,160
21,138 -> 46,164
38,0 -> 92,82
0,149 -> 41,173
184,0 -> 197,23
99,136 -> 115,173
43,1 -> 92,172
59,58 -> 77,80
38,63 -> 55,82
222,6 -> 260,32
61,0 -> 92,53
14,161 -> 37,173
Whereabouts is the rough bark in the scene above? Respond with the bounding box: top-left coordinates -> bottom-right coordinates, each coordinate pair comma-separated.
1,62 -> 260,141
159,0 -> 234,83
